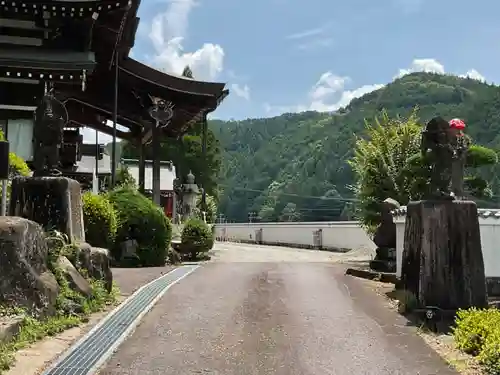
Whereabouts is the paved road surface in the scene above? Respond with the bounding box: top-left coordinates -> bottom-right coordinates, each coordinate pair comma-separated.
99,244 -> 457,375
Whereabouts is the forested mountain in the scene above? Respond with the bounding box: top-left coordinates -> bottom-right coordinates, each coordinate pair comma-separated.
211,72 -> 500,222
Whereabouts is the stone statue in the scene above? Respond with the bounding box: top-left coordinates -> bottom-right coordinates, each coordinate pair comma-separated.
370,198 -> 400,272
421,117 -> 456,200
181,171 -> 199,221
33,94 -> 67,177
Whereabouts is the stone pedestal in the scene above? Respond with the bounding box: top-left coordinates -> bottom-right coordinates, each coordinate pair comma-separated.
401,200 -> 487,310
9,176 -> 85,242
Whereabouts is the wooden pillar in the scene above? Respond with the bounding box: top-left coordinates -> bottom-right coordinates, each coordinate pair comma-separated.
172,187 -> 177,223
111,52 -> 119,188
138,141 -> 146,193
152,119 -> 161,206
201,112 -> 207,208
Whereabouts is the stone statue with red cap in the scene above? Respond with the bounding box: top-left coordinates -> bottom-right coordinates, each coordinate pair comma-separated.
401,116 -> 487,312
421,116 -> 454,199
420,116 -> 470,199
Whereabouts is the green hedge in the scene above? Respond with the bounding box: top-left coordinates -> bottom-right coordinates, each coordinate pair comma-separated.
181,218 -> 214,259
82,192 -> 118,249
107,186 -> 172,266
453,307 -> 500,374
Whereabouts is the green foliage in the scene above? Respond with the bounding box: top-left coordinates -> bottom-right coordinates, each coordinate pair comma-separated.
453,308 -> 500,374
181,218 -> 214,259
0,129 -> 31,203
107,186 -> 172,266
7,152 -> 30,177
45,230 -> 78,267
0,231 -> 119,373
0,129 -> 30,178
211,73 -> 500,222
195,194 -> 218,223
115,165 -> 136,188
82,192 -> 118,249
348,109 -> 496,230
348,110 -> 424,230
466,145 -> 499,168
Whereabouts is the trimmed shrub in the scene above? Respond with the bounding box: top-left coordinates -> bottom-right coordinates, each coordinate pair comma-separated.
181,218 -> 214,259
0,129 -> 30,178
82,192 -> 118,249
107,186 -> 172,266
453,307 -> 500,373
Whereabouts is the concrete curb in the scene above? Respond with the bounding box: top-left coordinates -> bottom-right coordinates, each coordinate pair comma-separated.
345,268 -> 399,284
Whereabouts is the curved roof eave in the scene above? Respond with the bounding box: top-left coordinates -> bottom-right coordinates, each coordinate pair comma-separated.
120,57 -> 226,97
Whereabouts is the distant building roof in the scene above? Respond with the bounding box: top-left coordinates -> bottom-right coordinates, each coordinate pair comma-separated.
121,159 -> 176,191
75,154 -> 111,175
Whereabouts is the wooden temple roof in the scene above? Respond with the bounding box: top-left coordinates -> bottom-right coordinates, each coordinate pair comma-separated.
63,0 -> 229,143
0,0 -> 229,141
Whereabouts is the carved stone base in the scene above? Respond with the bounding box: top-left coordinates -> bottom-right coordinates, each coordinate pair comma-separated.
9,177 -> 85,242
401,200 -> 487,310
370,247 -> 396,272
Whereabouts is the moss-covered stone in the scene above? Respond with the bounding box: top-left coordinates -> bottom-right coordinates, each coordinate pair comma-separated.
9,177 -> 85,242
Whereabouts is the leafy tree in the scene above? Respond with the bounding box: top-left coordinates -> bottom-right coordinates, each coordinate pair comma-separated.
116,165 -> 136,188
280,202 -> 300,222
348,110 -> 498,231
182,66 -> 193,78
195,193 -> 217,223
211,72 -> 500,222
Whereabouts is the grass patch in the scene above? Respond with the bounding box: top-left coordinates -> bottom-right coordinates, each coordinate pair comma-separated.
453,307 -> 500,374
0,231 -> 120,374
0,280 -> 119,373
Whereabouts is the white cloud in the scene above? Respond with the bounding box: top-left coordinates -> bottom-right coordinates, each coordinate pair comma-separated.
286,23 -> 333,51
460,69 -> 486,82
286,26 -> 328,40
394,58 -> 445,79
265,58 -> 486,116
231,83 -> 251,101
309,73 -> 349,100
147,0 -> 224,81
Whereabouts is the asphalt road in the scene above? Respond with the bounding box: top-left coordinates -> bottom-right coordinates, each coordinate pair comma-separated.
99,245 -> 457,375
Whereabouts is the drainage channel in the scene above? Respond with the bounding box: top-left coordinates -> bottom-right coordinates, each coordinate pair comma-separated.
42,265 -> 199,375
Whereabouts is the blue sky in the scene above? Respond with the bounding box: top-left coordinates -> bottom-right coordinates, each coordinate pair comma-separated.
130,0 -> 500,121
89,0 -> 500,143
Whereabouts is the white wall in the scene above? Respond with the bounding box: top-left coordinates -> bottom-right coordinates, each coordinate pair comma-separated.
214,221 -> 375,252
394,208 -> 500,279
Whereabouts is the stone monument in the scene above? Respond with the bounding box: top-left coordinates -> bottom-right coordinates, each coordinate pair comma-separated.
180,171 -> 199,222
8,93 -> 85,242
370,198 -> 400,273
401,117 -> 487,311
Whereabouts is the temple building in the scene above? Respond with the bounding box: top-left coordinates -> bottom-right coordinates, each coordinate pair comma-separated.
0,0 -> 228,202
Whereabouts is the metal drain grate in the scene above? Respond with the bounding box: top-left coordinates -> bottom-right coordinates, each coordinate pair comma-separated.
42,265 -> 199,375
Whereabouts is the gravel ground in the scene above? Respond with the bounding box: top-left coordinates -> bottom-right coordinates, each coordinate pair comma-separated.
98,243 -> 456,375
208,241 -> 375,263
112,266 -> 176,296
